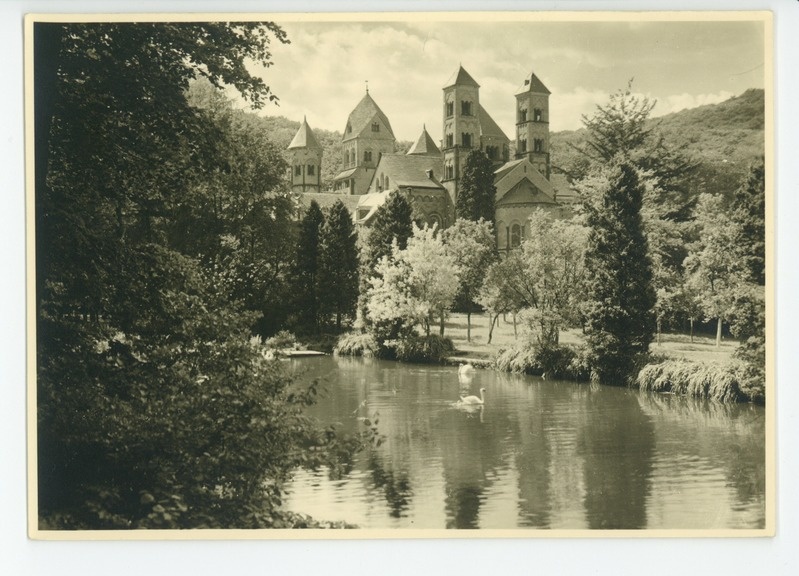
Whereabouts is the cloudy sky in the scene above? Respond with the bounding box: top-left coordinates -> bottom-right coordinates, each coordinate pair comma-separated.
247,15 -> 767,142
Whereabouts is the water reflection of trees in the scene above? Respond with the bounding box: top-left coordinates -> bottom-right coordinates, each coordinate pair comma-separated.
366,452 -> 413,518
577,388 -> 656,529
435,395 -> 513,528
636,392 -> 765,524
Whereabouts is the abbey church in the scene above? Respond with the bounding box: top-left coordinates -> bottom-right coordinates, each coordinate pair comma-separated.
286,65 -> 576,251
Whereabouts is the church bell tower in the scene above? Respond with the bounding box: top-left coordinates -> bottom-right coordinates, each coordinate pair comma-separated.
515,71 -> 551,178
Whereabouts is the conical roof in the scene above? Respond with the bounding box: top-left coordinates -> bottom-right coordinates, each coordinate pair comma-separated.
288,116 -> 322,150
516,70 -> 551,95
443,65 -> 480,89
342,91 -> 395,142
407,126 -> 441,156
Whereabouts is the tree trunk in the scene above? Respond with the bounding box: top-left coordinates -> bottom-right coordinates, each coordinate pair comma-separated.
715,317 -> 722,348
656,318 -> 662,346
466,303 -> 472,343
488,312 -> 499,344
690,317 -> 694,343
439,311 -> 445,337
512,313 -> 517,338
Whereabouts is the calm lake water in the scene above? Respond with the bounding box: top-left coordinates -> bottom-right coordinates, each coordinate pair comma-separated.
283,356 -> 765,530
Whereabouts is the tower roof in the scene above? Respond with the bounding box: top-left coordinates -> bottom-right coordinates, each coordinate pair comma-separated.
477,104 -> 509,141
343,91 -> 395,142
288,117 -> 322,150
443,65 -> 480,89
516,71 -> 551,95
407,126 -> 441,156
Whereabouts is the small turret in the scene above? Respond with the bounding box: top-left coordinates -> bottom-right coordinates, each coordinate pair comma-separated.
287,116 -> 323,193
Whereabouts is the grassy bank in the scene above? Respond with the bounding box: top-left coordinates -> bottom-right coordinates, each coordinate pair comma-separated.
441,312 -> 762,403
443,312 -> 736,366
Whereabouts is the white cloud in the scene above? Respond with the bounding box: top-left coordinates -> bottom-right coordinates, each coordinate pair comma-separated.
652,91 -> 735,117
550,88 -> 611,132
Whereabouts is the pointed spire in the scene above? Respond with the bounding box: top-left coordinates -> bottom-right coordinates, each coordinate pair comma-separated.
516,70 -> 551,95
407,125 -> 441,156
444,64 -> 480,89
288,116 -> 322,150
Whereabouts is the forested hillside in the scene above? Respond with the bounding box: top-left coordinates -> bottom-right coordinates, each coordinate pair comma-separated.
551,89 -> 765,200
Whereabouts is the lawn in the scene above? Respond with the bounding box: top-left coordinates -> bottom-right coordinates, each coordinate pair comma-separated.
443,312 -> 736,365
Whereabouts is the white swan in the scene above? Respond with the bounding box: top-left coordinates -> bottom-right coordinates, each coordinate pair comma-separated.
458,362 -> 476,376
458,387 -> 486,405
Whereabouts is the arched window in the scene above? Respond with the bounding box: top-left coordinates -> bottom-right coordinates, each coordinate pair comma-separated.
385,176 -> 389,189
428,213 -> 442,228
511,223 -> 522,248
372,122 -> 380,132
534,108 -> 542,121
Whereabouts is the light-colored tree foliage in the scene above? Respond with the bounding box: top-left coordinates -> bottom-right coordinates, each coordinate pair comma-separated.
516,210 -> 587,347
477,211 -> 586,346
684,194 -> 745,347
367,224 -> 461,339
442,218 -> 497,342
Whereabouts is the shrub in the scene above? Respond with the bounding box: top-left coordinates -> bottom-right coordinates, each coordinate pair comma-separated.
265,330 -> 299,350
494,342 -> 589,381
335,332 -> 379,358
636,359 -> 747,403
394,334 -> 454,363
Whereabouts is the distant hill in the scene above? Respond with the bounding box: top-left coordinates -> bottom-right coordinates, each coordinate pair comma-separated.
550,89 -> 765,200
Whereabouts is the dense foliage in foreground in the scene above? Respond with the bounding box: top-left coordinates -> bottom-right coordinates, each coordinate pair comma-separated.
35,22 -> 369,529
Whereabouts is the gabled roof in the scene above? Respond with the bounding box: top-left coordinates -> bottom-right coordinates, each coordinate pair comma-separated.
342,92 -> 395,142
407,126 -> 441,156
288,116 -> 322,150
368,154 -> 445,193
300,192 -> 362,214
516,71 -> 551,95
493,157 -> 555,203
500,178 -> 557,206
478,104 -> 509,141
444,65 -> 480,89
493,159 -> 525,182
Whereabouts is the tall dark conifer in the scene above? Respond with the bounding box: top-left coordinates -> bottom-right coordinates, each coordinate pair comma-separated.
584,160 -> 656,385
319,200 -> 359,330
291,200 -> 324,331
364,190 -> 414,272
456,150 -> 496,223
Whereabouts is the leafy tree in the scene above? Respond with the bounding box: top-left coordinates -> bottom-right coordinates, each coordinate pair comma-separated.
683,194 -> 742,347
35,22 -> 367,529
367,224 -> 460,340
731,157 -> 766,286
516,211 -> 587,347
358,191 -> 414,333
318,200 -> 360,330
456,150 -> 497,223
442,218 -> 497,341
290,201 -> 324,332
578,80 -> 699,220
476,251 -> 530,344
581,161 -> 657,384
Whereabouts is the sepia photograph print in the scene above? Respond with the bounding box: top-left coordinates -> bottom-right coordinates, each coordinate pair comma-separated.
26,11 -> 773,538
